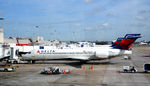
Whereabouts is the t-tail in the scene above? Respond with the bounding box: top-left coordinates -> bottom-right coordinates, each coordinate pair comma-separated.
113,34 -> 141,50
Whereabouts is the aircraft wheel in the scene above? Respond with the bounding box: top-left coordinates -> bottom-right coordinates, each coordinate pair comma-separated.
80,61 -> 87,64
4,69 -> 8,72
28,60 -> 35,64
13,61 -> 18,64
32,60 -> 36,64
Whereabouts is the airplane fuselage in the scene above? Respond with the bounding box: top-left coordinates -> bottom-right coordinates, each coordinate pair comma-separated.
22,47 -> 132,61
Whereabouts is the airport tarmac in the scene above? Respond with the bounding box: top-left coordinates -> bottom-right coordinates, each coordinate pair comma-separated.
0,46 -> 150,86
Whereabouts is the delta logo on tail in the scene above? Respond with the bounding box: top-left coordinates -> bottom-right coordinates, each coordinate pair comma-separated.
113,34 -> 141,50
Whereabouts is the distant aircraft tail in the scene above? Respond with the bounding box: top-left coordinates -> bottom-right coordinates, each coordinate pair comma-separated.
113,34 -> 141,50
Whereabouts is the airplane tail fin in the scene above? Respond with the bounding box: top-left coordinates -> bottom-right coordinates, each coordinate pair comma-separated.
112,37 -> 124,47
113,34 -> 141,50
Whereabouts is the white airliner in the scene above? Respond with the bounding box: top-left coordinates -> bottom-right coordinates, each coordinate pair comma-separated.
22,34 -> 141,63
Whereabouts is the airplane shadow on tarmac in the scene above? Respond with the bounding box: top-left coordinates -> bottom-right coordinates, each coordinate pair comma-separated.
33,61 -> 116,68
119,71 -> 150,74
142,55 -> 150,57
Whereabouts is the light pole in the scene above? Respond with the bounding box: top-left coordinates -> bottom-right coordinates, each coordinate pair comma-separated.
35,25 -> 39,42
0,18 -> 4,32
0,17 -> 4,43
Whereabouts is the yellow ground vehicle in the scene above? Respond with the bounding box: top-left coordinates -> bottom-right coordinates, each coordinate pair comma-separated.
0,64 -> 16,72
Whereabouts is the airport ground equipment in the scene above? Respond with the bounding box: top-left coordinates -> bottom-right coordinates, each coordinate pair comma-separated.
6,47 -> 20,64
144,63 -> 150,72
0,64 -> 17,72
40,66 -> 70,75
123,66 -> 137,73
124,55 -> 131,60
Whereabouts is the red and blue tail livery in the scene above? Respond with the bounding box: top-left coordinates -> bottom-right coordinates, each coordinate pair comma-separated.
113,34 -> 141,50
112,37 -> 124,47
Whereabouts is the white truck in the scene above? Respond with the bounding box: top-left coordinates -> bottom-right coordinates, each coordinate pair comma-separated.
124,55 -> 131,60
123,66 -> 137,73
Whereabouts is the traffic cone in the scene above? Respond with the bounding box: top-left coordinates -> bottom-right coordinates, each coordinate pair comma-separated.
64,70 -> 66,74
91,65 -> 93,70
89,66 -> 91,70
16,66 -> 19,68
83,66 -> 85,70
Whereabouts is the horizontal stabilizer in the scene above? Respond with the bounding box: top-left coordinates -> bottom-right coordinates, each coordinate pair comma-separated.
124,34 -> 141,39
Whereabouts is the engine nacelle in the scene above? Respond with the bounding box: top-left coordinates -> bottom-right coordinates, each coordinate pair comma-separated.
95,51 -> 109,59
95,49 -> 121,59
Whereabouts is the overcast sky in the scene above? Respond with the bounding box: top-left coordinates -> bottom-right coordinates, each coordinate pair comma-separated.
0,0 -> 150,41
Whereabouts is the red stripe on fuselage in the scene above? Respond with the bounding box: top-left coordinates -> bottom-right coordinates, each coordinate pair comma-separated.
16,44 -> 30,46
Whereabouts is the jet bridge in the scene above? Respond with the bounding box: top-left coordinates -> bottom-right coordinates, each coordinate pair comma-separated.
0,44 -> 10,60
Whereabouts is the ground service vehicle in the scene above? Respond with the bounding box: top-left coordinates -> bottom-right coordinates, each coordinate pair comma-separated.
123,66 -> 137,73
144,63 -> 150,72
40,66 -> 70,75
0,64 -> 16,72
